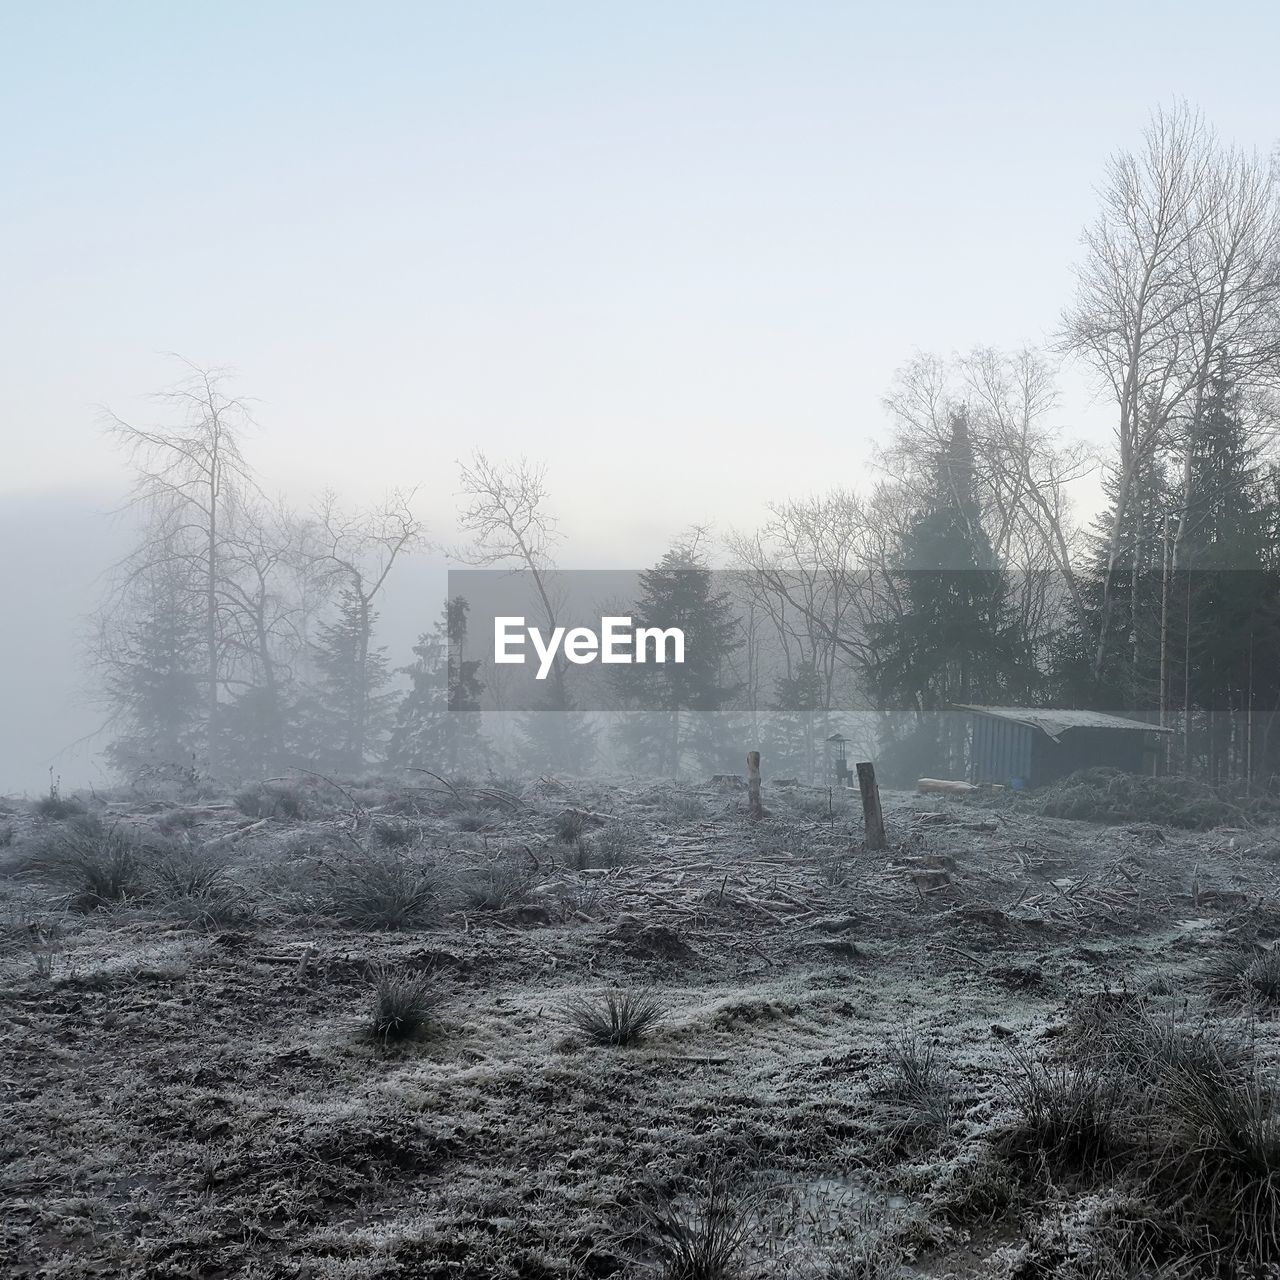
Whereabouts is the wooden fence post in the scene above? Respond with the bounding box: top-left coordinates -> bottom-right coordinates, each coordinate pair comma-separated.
855,761 -> 886,850
747,751 -> 763,820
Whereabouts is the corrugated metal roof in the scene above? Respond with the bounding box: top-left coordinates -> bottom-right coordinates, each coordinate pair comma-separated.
953,704 -> 1173,741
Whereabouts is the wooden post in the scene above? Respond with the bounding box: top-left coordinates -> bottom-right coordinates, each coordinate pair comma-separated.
855,761 -> 886,850
746,751 -> 763,820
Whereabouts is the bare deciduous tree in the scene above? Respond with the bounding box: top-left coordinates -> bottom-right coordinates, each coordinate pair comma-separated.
103,360 -> 260,773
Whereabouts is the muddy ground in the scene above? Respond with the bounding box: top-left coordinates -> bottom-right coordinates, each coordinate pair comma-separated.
3,773 -> 1279,1279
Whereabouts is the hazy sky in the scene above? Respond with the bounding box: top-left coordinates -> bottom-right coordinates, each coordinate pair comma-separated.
2,1 -> 1279,789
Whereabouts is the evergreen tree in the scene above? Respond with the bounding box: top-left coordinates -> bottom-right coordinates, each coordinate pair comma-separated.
102,561 -> 204,780
1050,445 -> 1173,709
763,659 -> 829,782
869,409 -> 1033,780
389,597 -> 489,774
305,585 -> 393,774
1178,360 -> 1280,780
612,546 -> 742,778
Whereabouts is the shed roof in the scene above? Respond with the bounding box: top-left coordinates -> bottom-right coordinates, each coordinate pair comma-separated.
953,704 -> 1173,742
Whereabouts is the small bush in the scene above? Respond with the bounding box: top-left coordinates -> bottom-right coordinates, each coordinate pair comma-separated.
562,987 -> 668,1047
369,965 -> 439,1042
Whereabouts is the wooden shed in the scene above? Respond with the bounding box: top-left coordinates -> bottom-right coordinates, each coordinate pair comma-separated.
954,704 -> 1173,789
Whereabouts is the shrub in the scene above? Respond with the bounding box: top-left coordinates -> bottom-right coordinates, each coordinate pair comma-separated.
369,965 -> 439,1042
562,987 -> 668,1047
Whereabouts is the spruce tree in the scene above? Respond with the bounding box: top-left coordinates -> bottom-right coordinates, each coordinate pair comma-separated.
306,585 -> 393,774
389,597 -> 489,774
102,561 -> 204,780
869,409 -> 1033,780
612,546 -> 741,778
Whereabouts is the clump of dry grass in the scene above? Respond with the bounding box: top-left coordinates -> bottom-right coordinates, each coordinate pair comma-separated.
589,820 -> 645,867
369,964 -> 440,1042
19,822 -> 153,911
999,1047 -> 1121,1172
644,1175 -> 758,1280
1144,1039 -> 1280,1269
877,1028 -> 953,1145
562,987 -> 668,1046
1203,946 -> 1280,1009
314,850 -> 444,929
459,857 -> 531,911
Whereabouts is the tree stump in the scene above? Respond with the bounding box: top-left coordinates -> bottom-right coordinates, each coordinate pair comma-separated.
746,751 -> 763,820
856,761 -> 887,850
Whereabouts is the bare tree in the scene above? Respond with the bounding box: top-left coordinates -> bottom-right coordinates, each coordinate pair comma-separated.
1058,103 -> 1280,681
455,452 -> 569,702
313,489 -> 426,769
103,360 -> 259,773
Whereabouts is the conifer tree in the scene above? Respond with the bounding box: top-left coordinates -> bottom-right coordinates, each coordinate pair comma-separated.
389,597 -> 489,774
869,409 -> 1033,779
612,545 -> 741,778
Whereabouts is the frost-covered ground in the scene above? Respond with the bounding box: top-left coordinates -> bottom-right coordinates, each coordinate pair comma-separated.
3,774 -> 1279,1278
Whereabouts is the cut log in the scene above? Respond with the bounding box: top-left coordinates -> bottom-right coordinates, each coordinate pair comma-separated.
855,761 -> 887,851
917,778 -> 979,795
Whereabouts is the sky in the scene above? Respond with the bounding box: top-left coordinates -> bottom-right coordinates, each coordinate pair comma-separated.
2,1 -> 1279,790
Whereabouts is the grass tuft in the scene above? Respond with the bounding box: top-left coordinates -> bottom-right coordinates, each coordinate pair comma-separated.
1000,1047 -> 1120,1172
369,964 -> 439,1042
562,987 -> 668,1047
1203,946 -> 1280,1008
316,851 -> 443,930
645,1176 -> 757,1280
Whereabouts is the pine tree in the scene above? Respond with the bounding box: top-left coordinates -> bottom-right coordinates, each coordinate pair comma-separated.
612,546 -> 742,778
1052,446 -> 1173,709
764,660 -> 829,782
102,561 -> 204,780
869,409 -> 1033,780
1178,360 -> 1280,780
389,597 -> 489,774
306,585 -> 393,774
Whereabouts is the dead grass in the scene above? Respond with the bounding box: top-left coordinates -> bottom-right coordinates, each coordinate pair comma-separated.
561,986 -> 669,1046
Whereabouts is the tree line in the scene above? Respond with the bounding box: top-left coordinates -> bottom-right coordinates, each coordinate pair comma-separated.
93,104 -> 1280,790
